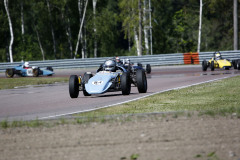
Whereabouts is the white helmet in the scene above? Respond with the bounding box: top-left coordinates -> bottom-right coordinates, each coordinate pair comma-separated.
24,62 -> 29,67
115,56 -> 120,63
125,59 -> 130,64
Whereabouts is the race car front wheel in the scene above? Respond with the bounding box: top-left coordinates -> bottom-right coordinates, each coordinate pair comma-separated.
33,68 -> 40,77
69,75 -> 79,98
202,60 -> 208,71
210,61 -> 215,71
5,68 -> 15,78
146,64 -> 151,74
121,72 -> 131,95
136,70 -> 147,93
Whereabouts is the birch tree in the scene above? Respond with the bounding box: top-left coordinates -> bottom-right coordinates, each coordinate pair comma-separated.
143,0 -> 149,55
149,0 -> 152,55
74,0 -> 88,59
234,0 -> 238,50
34,24 -> 45,61
61,4 -> 73,58
134,27 -> 140,55
84,14 -> 87,58
66,13 -> 73,58
21,0 -> 25,41
4,0 -> 14,63
93,0 -> 97,58
78,0 -> 85,59
119,0 -> 141,56
197,0 -> 202,53
46,0 -> 57,59
138,0 -> 142,56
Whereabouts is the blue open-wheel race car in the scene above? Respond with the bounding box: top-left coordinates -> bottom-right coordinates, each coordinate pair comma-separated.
69,59 -> 147,98
5,62 -> 54,78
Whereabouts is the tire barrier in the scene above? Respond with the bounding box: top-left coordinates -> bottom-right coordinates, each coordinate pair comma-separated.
183,52 -> 199,64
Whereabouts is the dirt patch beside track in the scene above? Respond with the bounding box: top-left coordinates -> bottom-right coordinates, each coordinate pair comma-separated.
1,114 -> 240,160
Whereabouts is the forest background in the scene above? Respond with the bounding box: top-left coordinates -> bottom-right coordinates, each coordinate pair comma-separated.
0,0 -> 237,62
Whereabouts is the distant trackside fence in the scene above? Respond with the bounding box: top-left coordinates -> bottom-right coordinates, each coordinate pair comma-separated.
1,50 -> 240,72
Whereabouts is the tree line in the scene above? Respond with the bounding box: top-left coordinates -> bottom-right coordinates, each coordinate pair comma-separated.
0,0 -> 237,62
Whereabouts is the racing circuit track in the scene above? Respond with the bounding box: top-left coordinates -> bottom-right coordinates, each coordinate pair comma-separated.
0,65 -> 239,121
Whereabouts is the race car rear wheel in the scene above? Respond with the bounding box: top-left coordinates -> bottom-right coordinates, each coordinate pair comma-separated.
69,75 -> 79,98
237,60 -> 240,70
5,68 -> 15,78
136,70 -> 147,93
146,64 -> 151,74
82,73 -> 93,96
202,60 -> 208,71
232,60 -> 237,69
121,72 -> 131,95
33,68 -> 40,77
210,61 -> 215,71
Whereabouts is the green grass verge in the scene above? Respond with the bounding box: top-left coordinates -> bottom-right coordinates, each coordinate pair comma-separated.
0,118 -> 70,129
76,76 -> 240,117
0,77 -> 69,90
1,76 -> 240,129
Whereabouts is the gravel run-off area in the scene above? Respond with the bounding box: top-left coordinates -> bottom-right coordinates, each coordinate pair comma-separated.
0,114 -> 240,160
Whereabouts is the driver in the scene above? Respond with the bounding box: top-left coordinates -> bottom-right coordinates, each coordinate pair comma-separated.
23,62 -> 30,69
103,60 -> 117,72
215,52 -> 221,60
115,56 -> 123,66
124,59 -> 130,65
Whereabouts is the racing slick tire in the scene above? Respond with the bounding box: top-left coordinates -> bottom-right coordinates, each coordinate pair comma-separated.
210,61 -> 215,71
237,60 -> 240,70
232,60 -> 237,69
33,68 -> 40,77
5,68 -> 15,78
202,60 -> 208,71
82,73 -> 93,96
136,70 -> 147,93
146,64 -> 151,74
121,72 -> 131,95
69,75 -> 79,98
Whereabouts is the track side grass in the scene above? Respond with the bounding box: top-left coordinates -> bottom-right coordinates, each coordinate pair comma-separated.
1,76 -> 240,129
76,76 -> 240,117
0,77 -> 68,90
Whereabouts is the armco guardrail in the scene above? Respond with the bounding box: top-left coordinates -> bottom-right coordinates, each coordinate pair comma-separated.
199,50 -> 240,61
0,50 -> 240,72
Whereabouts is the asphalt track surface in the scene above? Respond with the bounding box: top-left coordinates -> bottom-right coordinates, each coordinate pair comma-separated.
0,65 -> 239,121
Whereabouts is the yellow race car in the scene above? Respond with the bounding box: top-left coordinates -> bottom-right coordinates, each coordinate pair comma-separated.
202,51 -> 232,71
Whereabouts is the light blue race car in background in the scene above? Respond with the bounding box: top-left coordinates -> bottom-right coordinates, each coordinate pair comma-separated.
5,62 -> 54,78
69,59 -> 147,98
